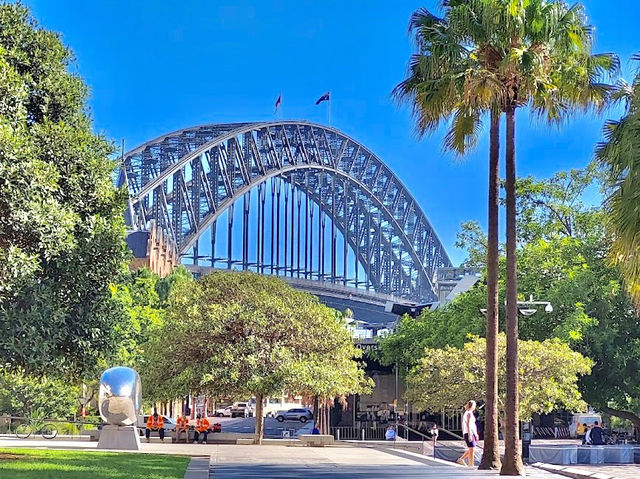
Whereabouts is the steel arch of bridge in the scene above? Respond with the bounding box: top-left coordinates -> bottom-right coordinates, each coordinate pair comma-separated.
119,121 -> 452,302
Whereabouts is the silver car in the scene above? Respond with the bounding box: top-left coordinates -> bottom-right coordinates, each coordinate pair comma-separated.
275,408 -> 314,423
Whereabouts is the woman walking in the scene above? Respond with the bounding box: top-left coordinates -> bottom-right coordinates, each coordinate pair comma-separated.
457,400 -> 479,467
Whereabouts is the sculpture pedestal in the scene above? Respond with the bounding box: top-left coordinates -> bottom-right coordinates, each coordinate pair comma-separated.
97,425 -> 141,450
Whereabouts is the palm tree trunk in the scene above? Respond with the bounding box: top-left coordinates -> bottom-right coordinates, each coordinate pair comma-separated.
500,106 -> 524,476
480,110 -> 502,470
254,393 -> 264,445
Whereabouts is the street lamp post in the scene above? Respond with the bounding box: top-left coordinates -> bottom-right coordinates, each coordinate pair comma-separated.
514,295 -> 553,460
480,294 -> 553,461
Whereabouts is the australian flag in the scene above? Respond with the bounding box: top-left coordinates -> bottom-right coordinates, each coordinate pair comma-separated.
315,91 -> 330,105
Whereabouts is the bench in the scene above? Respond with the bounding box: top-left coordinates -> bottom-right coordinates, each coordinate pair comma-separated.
236,438 -> 255,445
299,434 -> 334,447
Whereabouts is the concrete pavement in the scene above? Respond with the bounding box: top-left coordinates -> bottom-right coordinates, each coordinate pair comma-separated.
1,437 -> 634,479
207,444 -> 569,478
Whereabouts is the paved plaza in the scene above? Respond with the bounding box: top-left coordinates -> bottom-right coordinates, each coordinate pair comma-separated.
1,437 -> 638,478
207,444 -> 572,478
0,437 -> 582,478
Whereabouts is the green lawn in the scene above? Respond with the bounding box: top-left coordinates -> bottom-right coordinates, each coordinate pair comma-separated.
0,449 -> 191,479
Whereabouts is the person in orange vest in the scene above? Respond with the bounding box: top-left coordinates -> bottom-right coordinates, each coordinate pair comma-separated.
174,412 -> 190,443
193,413 -> 210,444
146,409 -> 165,442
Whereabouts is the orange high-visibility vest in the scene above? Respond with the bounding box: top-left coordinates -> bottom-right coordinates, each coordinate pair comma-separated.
147,414 -> 164,429
195,418 -> 210,432
176,416 -> 189,430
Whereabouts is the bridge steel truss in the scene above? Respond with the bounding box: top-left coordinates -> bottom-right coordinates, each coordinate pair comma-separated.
119,121 -> 452,302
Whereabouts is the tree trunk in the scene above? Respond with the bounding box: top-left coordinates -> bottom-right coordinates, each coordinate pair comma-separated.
313,396 -> 319,424
254,393 -> 264,445
480,110 -> 502,470
325,400 -> 331,435
500,107 -> 525,476
601,406 -> 640,441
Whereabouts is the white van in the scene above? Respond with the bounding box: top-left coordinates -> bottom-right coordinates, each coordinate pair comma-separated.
569,413 -> 602,438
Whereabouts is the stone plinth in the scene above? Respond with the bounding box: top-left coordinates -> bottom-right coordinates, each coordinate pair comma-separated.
97,425 -> 141,450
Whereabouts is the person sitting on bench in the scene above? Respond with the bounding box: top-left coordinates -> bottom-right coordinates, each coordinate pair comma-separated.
590,421 -> 604,445
174,412 -> 190,443
193,414 -> 210,444
146,410 -> 165,442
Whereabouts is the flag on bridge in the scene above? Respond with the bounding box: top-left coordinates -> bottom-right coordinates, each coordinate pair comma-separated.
315,91 -> 330,105
274,94 -> 282,111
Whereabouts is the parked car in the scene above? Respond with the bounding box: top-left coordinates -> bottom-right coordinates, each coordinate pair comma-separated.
137,415 -> 176,436
230,402 -> 253,418
215,406 -> 233,417
275,408 -> 314,423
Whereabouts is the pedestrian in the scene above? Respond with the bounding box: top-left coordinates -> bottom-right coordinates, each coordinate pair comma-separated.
193,413 -> 210,444
174,411 -> 190,443
146,409 -> 165,442
385,425 -> 396,441
457,400 -> 478,467
590,421 -> 604,445
584,425 -> 592,445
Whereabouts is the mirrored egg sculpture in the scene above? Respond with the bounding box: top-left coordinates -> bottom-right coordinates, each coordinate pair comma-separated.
98,366 -> 141,426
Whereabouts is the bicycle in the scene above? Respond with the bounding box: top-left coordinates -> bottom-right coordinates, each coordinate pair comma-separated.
15,418 -> 58,439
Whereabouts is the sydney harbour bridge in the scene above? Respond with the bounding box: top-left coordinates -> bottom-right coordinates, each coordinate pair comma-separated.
118,121 -> 452,312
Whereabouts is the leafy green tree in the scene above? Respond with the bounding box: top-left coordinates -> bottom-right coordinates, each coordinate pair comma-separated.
109,269 -> 164,368
141,271 -> 370,442
377,285 -> 487,369
597,54 -> 640,306
0,4 -> 129,377
384,164 -> 640,440
0,370 -> 78,419
455,221 -> 490,269
407,334 -> 592,423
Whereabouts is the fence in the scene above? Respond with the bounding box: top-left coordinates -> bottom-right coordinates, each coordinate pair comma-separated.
330,426 -> 387,441
0,415 -> 101,437
533,425 -> 570,439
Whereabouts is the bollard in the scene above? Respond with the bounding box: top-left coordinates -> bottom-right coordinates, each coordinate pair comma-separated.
362,428 -> 365,441
336,429 -> 340,441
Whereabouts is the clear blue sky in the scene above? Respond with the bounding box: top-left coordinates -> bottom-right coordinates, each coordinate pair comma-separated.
24,0 -> 640,266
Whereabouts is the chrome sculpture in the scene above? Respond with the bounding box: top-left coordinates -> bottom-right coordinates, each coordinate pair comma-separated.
118,121 -> 452,302
98,366 -> 141,426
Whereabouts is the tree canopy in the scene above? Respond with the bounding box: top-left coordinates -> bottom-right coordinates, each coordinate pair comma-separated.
379,165 -> 640,433
407,335 -> 592,422
0,4 -> 129,377
141,270 -> 371,441
597,54 -> 640,306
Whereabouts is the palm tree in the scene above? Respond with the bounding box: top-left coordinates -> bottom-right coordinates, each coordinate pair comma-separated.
466,1 -> 618,474
396,1 -> 618,475
597,55 -> 640,306
393,4 -> 504,469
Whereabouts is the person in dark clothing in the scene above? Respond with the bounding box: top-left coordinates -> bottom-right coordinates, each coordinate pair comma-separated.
590,421 -> 604,445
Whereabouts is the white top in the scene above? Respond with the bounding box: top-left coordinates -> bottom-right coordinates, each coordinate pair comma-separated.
462,410 -> 478,438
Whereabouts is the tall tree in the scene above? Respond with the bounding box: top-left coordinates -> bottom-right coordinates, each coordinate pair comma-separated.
0,4 -> 129,377
440,1 -> 618,473
393,4 -> 505,468
597,54 -> 640,306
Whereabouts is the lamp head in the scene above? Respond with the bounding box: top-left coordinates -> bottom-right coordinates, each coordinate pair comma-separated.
545,303 -> 553,313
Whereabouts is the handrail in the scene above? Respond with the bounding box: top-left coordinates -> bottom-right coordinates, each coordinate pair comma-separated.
392,422 -> 484,463
395,423 -> 431,441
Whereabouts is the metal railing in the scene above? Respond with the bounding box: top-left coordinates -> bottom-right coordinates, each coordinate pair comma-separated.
331,425 -> 387,441
0,415 -> 101,437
